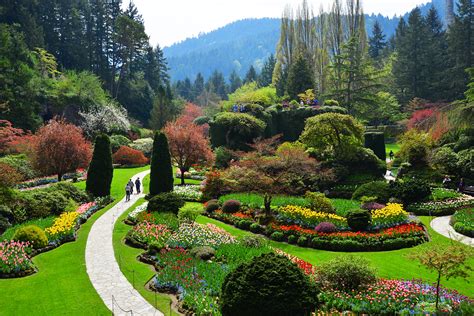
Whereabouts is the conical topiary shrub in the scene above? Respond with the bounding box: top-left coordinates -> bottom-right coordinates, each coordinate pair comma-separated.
86,134 -> 113,197
149,131 -> 173,196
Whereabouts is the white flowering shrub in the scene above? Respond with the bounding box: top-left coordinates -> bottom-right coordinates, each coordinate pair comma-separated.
80,104 -> 131,138
129,138 -> 153,157
173,185 -> 203,201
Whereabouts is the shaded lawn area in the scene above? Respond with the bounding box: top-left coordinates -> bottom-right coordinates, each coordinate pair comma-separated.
0,166 -> 149,316
386,143 -> 400,155
113,198 -> 179,316
196,216 -> 474,297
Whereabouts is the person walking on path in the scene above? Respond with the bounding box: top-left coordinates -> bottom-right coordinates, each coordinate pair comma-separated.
125,183 -> 131,202
135,177 -> 141,194
127,179 -> 134,195
389,150 -> 394,161
458,178 -> 465,192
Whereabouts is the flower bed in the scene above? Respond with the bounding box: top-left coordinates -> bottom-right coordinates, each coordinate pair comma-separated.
173,185 -> 203,201
16,169 -> 87,189
407,195 -> 474,216
208,203 -> 426,252
125,202 -> 148,225
450,209 -> 474,238
45,212 -> 79,244
319,279 -> 472,314
126,221 -> 171,248
167,223 -> 236,248
0,240 -> 35,278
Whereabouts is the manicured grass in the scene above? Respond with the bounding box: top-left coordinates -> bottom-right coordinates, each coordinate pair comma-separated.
0,167 -> 149,316
219,193 -> 308,208
113,199 -> 180,316
197,215 -> 474,297
386,143 -> 400,155
331,198 -> 360,216
1,216 -> 56,241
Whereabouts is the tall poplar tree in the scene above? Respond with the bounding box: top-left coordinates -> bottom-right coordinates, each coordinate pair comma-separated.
149,131 -> 173,196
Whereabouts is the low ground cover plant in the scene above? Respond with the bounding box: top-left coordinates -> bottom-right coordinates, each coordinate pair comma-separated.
450,208 -> 473,237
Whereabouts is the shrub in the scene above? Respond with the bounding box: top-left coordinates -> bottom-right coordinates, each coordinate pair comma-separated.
391,178 -> 431,205
352,181 -> 390,203
297,236 -> 308,247
109,134 -> 131,153
0,154 -> 38,180
177,204 -> 203,223
249,223 -> 262,233
270,231 -> 284,241
46,182 -> 89,203
204,199 -> 220,213
305,191 -> 334,213
13,225 -> 48,249
315,222 -> 337,233
222,200 -> 241,213
190,246 -> 216,260
317,255 -> 376,292
148,192 -> 185,215
214,146 -> 236,169
220,253 -> 318,316
240,235 -> 266,248
112,145 -> 148,166
347,209 -> 371,231
21,190 -> 70,218
129,137 -> 153,157
86,134 -> 113,197
149,131 -> 174,196
287,235 -> 297,244
361,202 -> 386,210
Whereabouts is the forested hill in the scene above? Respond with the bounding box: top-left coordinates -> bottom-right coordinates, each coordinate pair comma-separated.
164,0 -> 450,81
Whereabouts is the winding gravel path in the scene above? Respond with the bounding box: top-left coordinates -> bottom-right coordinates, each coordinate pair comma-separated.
85,170 -> 163,315
430,216 -> 474,247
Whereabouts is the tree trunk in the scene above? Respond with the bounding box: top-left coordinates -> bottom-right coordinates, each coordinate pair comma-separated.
436,273 -> 441,311
264,193 -> 272,216
58,173 -> 62,182
180,168 -> 185,185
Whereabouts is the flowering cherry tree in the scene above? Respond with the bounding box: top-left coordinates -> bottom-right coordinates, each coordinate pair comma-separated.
79,104 -> 130,139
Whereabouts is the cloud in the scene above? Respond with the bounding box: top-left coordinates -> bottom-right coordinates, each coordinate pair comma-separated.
124,0 -> 431,47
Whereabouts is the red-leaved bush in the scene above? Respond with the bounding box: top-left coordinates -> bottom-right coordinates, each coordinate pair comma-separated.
0,120 -> 34,154
112,146 -> 148,166
33,118 -> 92,181
314,222 -> 337,233
407,108 -> 436,131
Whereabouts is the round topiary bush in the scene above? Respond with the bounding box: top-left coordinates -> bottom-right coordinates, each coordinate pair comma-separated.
352,181 -> 390,203
315,222 -> 337,233
148,192 -> 185,215
190,246 -> 216,260
240,235 -> 266,248
222,200 -> 241,213
297,236 -> 308,247
287,235 -> 297,244
305,191 -> 334,213
316,255 -> 376,292
220,253 -> 318,316
204,199 -> 220,213
347,209 -> 371,231
13,225 -> 48,249
270,231 -> 284,241
390,178 -> 431,205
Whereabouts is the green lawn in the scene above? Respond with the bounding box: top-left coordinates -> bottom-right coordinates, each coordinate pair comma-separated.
386,143 -> 400,156
196,215 -> 474,297
1,216 -> 56,241
113,199 -> 179,316
0,166 -> 149,316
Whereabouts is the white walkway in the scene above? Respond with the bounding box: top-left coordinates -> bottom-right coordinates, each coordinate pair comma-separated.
85,170 -> 163,315
430,216 -> 474,247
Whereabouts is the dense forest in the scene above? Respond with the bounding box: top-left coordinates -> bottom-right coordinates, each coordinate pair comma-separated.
0,0 -> 170,130
165,0 -> 452,81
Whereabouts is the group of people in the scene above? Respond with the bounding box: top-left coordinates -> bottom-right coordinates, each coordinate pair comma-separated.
125,178 -> 141,202
231,104 -> 247,113
443,175 -> 465,192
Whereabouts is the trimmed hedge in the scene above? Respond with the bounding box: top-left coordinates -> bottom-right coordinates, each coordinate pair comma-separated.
364,132 -> 386,161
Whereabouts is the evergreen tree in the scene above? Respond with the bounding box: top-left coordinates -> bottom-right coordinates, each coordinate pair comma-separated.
86,134 -> 113,197
149,131 -> 173,196
193,73 -> 205,101
149,86 -> 181,130
368,21 -> 387,61
393,8 -> 429,102
207,70 -> 227,99
447,0 -> 474,100
229,70 -> 243,93
244,65 -> 258,84
424,6 -> 449,100
286,54 -> 314,100
258,54 -> 276,87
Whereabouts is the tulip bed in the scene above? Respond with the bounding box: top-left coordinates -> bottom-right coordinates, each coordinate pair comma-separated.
407,194 -> 474,216
318,279 -> 473,314
450,208 -> 474,238
0,240 -> 35,277
208,202 -> 428,252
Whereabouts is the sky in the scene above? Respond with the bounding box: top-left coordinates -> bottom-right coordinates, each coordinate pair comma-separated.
124,0 -> 431,47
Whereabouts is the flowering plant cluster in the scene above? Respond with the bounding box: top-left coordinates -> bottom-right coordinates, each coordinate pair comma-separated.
167,223 -> 236,248
76,202 -> 96,215
276,205 -> 347,228
0,240 -> 34,275
451,208 -> 474,237
127,202 -> 148,221
45,212 -> 79,242
17,170 -> 87,189
371,203 -> 409,229
319,279 -> 472,314
173,185 -> 203,201
128,221 -> 171,246
407,195 -> 474,216
273,248 -> 316,276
